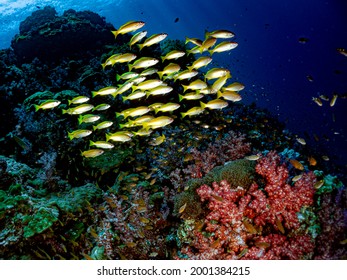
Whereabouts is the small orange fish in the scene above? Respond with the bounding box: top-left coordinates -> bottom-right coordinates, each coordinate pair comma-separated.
255,241 -> 270,249
289,159 -> 304,170
211,238 -> 221,248
275,218 -> 285,234
139,217 -> 150,224
125,242 -> 137,248
243,219 -> 258,234
308,156 -> 317,166
178,202 -> 187,214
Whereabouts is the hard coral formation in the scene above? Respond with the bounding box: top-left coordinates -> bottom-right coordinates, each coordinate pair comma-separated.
12,7 -> 115,63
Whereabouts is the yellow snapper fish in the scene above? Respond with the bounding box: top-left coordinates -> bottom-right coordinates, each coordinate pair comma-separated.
205,29 -> 235,39
312,97 -> 323,106
199,37 -> 217,53
149,134 -> 166,146
89,140 -> 114,149
209,41 -> 238,55
111,20 -> 145,39
131,115 -> 154,125
116,72 -> 139,81
140,68 -> 158,76
129,30 -> 147,48
93,121 -> 113,131
62,104 -> 94,115
142,116 -> 174,129
182,79 -> 207,92
112,80 -> 135,97
81,149 -> 104,158
122,90 -> 146,101
117,106 -> 150,119
67,129 -> 92,140
200,99 -> 228,110
134,128 -> 153,136
186,46 -> 200,55
119,115 -> 154,128
161,50 -> 186,62
181,106 -> 205,118
217,90 -> 242,102
224,82 -> 245,91
178,92 -> 204,101
330,94 -> 338,107
211,75 -> 230,93
148,103 -> 164,111
92,103 -> 111,111
106,132 -> 132,142
185,37 -> 203,46
154,103 -> 180,113
34,100 -> 61,111
78,114 -> 100,124
128,57 -> 159,71
157,63 -> 181,79
68,96 -> 90,105
132,79 -> 164,91
138,33 -> 168,50
204,68 -> 231,80
146,85 -> 173,97
92,86 -> 118,97
101,53 -> 137,69
187,56 -> 212,71
173,70 -> 199,81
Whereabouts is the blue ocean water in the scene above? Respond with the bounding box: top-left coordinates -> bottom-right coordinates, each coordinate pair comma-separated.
1,0 -> 346,169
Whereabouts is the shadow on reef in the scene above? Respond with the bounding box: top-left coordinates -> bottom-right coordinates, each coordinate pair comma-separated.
0,7 -> 346,260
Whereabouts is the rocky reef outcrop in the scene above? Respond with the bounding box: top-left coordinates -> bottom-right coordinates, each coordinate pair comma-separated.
11,6 -> 115,64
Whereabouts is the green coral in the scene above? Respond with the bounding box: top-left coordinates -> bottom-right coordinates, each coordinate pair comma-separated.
314,170 -> 344,195
23,207 -> 59,238
50,183 -> 102,213
205,159 -> 256,189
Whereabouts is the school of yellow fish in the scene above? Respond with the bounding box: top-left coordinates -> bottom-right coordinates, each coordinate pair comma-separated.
34,20 -> 244,157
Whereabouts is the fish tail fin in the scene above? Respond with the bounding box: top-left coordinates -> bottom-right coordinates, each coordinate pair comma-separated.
105,133 -> 110,142
182,85 -> 188,93
185,37 -> 190,44
67,132 -> 74,141
78,115 -> 83,125
178,94 -> 184,102
187,66 -> 193,72
34,104 -> 40,112
93,125 -> 97,131
62,109 -> 68,114
208,50 -> 214,56
128,64 -> 133,72
217,91 -> 222,98
157,71 -> 163,79
180,112 -> 186,118
111,30 -> 118,39
89,140 -> 94,146
200,101 -> 207,109
116,74 -> 121,81
91,91 -> 98,98
137,44 -> 144,51
205,31 -> 210,39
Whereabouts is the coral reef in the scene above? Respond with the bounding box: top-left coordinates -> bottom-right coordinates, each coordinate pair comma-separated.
0,7 -> 345,260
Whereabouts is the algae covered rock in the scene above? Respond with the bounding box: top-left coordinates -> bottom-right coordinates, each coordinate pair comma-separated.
11,7 -> 115,63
